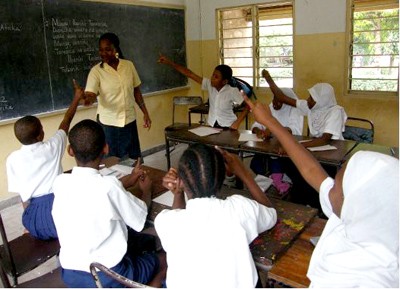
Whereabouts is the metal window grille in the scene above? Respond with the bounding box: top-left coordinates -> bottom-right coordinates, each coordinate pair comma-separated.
218,2 -> 293,89
348,0 -> 399,93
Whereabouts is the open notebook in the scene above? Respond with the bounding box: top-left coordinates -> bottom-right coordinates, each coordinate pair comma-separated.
152,190 -> 188,207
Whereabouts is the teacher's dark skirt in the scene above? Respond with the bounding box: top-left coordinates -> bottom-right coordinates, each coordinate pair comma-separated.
22,193 -> 58,240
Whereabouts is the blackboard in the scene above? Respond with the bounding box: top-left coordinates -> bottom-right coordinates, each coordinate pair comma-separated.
0,0 -> 187,121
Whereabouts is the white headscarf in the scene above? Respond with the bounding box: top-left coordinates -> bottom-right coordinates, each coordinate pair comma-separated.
252,88 -> 303,135
308,83 -> 347,138
308,151 -> 399,288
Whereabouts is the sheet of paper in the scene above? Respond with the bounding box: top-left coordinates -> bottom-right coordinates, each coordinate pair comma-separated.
298,139 -> 312,143
239,133 -> 263,142
99,164 -> 133,178
308,145 -> 337,152
254,174 -> 273,192
189,126 -> 222,137
152,190 -> 188,207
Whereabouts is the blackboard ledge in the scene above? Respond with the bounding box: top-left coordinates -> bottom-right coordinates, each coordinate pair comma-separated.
0,104 -> 96,126
143,85 -> 190,97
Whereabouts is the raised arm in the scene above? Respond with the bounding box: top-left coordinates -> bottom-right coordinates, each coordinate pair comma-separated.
262,69 -> 296,108
59,79 -> 83,133
216,147 -> 273,208
243,93 -> 328,191
158,54 -> 203,85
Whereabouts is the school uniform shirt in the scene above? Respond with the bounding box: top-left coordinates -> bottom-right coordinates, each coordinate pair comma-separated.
154,194 -> 277,288
252,88 -> 303,136
308,151 -> 399,287
6,130 -> 66,202
85,58 -> 141,127
202,78 -> 244,127
296,83 -> 347,140
51,167 -> 148,272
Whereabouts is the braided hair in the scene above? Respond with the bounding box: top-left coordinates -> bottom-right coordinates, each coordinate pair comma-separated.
178,143 -> 226,198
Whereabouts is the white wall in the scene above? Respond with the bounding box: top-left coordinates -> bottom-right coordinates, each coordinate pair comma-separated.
185,0 -> 347,40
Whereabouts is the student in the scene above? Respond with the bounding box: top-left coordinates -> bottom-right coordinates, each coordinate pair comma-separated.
262,69 -> 347,148
263,70 -> 347,209
51,119 -> 166,288
154,143 -> 277,288
6,80 -> 82,240
158,54 -> 248,129
243,93 -> 399,288
83,32 -> 151,160
250,86 -> 303,194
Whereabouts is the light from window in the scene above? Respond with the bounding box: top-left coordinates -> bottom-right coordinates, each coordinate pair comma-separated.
218,3 -> 293,89
349,0 -> 399,93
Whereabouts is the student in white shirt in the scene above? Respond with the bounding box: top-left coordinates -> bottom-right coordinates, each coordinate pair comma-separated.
154,143 -> 277,288
243,93 -> 398,288
250,87 -> 303,194
262,69 -> 347,148
158,54 -> 248,129
52,119 -> 166,288
6,80 -> 82,240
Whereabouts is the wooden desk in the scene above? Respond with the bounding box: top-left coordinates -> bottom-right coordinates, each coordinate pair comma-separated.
106,159 -> 320,281
189,103 -> 249,129
267,217 -> 327,288
241,136 -> 358,167
344,142 -> 399,161
165,124 -> 247,168
149,184 -> 318,271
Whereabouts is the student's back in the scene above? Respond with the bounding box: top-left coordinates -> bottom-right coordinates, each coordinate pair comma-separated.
6,81 -> 82,240
154,143 -> 276,288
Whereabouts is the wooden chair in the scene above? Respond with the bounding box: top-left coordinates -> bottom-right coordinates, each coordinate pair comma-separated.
343,116 -> 374,143
89,262 -> 152,288
0,213 -> 60,286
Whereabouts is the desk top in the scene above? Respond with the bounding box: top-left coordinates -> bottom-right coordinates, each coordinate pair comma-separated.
165,124 -> 245,152
344,142 -> 399,161
268,217 -> 327,288
241,136 -> 357,167
149,181 -> 318,270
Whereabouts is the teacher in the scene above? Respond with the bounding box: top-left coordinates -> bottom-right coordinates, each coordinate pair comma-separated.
83,32 -> 151,160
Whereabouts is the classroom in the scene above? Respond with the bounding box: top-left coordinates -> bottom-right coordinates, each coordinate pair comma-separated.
0,0 -> 398,287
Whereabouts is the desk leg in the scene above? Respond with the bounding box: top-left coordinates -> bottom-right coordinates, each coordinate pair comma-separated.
188,111 -> 192,126
165,135 -> 171,169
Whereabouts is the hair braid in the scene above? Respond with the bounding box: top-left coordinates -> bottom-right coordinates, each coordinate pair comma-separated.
178,144 -> 225,198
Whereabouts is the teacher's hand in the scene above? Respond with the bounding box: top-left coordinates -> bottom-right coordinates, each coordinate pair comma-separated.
143,114 -> 152,130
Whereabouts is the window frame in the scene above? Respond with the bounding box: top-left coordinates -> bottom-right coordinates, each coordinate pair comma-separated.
344,0 -> 399,97
217,1 -> 294,90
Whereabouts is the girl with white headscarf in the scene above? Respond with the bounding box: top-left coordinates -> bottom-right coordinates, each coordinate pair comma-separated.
243,93 -> 399,288
263,70 -> 347,149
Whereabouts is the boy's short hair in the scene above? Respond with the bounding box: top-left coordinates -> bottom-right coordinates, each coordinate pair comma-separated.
14,115 -> 42,145
68,119 -> 105,164
178,143 -> 225,198
215,64 -> 233,81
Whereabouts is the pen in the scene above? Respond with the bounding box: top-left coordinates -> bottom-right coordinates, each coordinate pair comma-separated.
390,147 -> 395,156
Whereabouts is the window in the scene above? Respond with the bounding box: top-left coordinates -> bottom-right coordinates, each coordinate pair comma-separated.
347,0 -> 399,94
218,2 -> 293,89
